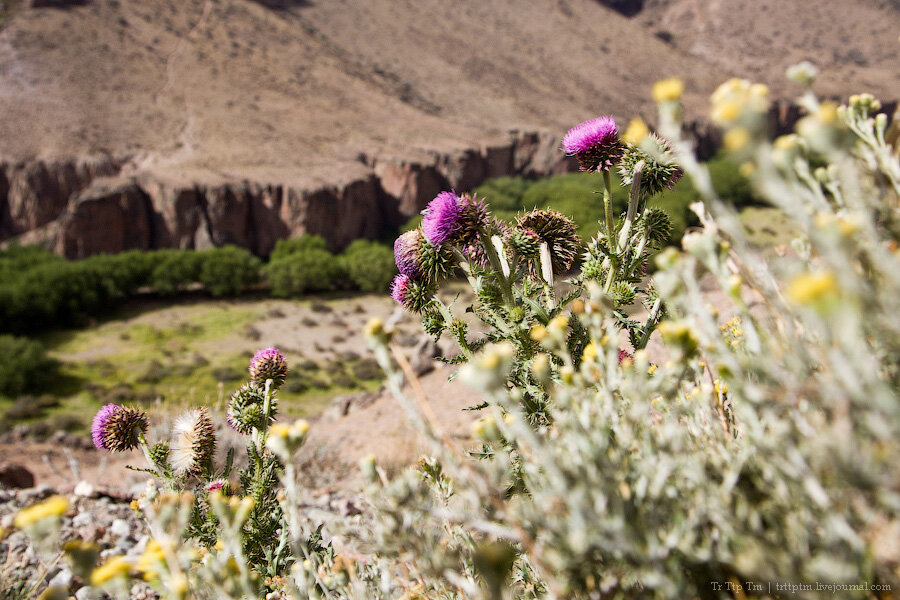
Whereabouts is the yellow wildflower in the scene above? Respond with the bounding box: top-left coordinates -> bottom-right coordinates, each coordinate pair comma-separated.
530,324 -> 547,342
582,342 -> 598,363
724,127 -> 751,152
788,271 -> 839,305
13,495 -> 68,529
90,555 -> 131,586
623,117 -> 650,145
653,77 -> 684,103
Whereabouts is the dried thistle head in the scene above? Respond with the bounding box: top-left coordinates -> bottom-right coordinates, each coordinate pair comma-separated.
170,407 -> 215,477
516,209 -> 580,273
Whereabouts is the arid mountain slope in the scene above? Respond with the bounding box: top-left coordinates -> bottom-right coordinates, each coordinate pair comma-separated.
0,0 -> 895,255
634,0 -> 899,99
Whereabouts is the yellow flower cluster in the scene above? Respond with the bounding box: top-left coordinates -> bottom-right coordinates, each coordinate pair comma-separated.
720,316 -> 744,347
711,78 -> 769,127
136,539 -> 169,581
13,495 -> 68,529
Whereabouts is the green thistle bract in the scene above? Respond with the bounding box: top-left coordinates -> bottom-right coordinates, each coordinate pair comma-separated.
228,384 -> 277,435
618,133 -> 684,197
416,236 -> 455,284
507,227 -> 542,258
640,208 -> 673,246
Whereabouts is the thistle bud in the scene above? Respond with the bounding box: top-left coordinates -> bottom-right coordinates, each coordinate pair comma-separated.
228,384 -> 277,435
390,273 -> 435,313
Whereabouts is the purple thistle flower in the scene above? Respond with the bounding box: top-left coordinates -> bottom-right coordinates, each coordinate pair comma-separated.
249,346 -> 287,388
562,116 -> 624,172
394,229 -> 423,279
91,404 -> 119,451
422,191 -> 463,246
618,349 -> 634,364
91,403 -> 148,452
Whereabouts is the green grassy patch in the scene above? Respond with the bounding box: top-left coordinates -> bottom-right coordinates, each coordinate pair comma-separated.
739,206 -> 799,247
4,297 -> 385,437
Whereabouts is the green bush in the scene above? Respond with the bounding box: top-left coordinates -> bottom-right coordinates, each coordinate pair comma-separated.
0,335 -> 58,397
473,176 -> 534,221
521,172 -> 629,241
706,151 -> 759,208
266,249 -> 344,297
150,250 -> 203,295
340,240 -> 396,292
197,246 -> 262,297
269,235 -> 329,261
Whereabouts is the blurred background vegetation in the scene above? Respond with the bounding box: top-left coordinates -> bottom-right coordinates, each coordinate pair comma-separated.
0,152 -> 775,438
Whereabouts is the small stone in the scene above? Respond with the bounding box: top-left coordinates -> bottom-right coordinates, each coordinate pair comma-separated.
74,480 -> 95,498
110,518 -> 131,538
48,568 -> 72,589
72,512 -> 94,527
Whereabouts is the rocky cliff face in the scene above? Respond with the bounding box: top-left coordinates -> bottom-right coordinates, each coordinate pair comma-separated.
4,101 -> 894,259
1,130 -> 576,258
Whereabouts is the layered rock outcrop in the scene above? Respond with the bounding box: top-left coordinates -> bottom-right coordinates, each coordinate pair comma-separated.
0,131 -> 576,258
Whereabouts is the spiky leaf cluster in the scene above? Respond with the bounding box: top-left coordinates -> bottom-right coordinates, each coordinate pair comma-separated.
421,309 -> 446,338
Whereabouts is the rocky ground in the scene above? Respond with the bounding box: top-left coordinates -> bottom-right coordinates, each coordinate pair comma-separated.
0,341 -> 480,599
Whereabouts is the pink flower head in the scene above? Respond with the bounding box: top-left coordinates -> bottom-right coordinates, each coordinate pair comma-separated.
394,229 -> 423,279
91,404 -> 120,451
618,349 -> 633,364
422,191 -> 464,246
249,346 -> 287,388
562,116 -> 624,172
390,273 -> 413,307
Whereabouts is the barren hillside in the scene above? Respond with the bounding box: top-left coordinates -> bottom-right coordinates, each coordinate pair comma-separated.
0,0 -> 895,255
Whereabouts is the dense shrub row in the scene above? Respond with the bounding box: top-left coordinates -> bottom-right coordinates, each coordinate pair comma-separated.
0,237 -> 397,334
402,151 -> 760,244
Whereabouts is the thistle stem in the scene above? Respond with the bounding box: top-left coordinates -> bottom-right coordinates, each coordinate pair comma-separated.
617,160 -> 644,253
480,230 -> 515,307
602,170 -> 615,244
638,297 -> 663,350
